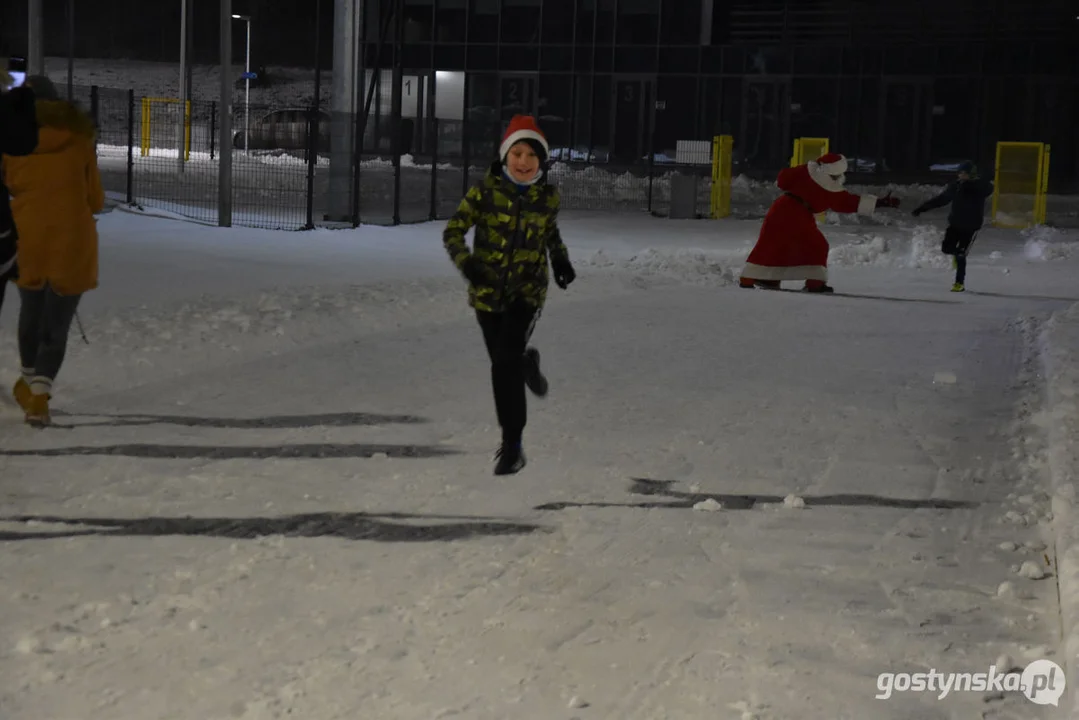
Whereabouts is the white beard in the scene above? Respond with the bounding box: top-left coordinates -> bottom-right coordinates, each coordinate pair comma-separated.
808,162 -> 846,193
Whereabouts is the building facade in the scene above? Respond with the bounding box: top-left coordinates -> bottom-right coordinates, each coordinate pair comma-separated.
360,0 -> 1078,185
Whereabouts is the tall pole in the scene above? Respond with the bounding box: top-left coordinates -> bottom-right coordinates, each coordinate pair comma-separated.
178,0 -> 188,172
27,0 -> 44,76
244,19 -> 251,154
313,2 -> 322,111
305,0 -> 323,229
330,0 -> 362,222
218,0 -> 233,227
67,0 -> 75,101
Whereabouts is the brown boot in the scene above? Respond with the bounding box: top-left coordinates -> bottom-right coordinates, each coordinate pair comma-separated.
25,393 -> 50,428
12,378 -> 32,412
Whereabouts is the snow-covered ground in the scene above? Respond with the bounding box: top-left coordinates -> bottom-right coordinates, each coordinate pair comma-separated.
3,205 -> 1079,719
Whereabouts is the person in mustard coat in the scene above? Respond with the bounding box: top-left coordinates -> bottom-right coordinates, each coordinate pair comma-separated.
2,76 -> 103,427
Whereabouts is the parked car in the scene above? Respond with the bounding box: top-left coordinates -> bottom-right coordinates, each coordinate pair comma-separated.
232,108 -> 331,153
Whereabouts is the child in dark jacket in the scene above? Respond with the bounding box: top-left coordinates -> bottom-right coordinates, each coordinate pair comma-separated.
912,161 -> 994,292
442,115 -> 576,476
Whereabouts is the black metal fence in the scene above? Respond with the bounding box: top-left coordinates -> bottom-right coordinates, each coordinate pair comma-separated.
75,83 -> 720,230
74,83 -> 1079,231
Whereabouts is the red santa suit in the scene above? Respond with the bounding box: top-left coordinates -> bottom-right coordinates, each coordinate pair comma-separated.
739,153 -> 884,292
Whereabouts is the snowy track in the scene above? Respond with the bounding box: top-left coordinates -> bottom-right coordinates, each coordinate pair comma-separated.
1,211 -> 1077,719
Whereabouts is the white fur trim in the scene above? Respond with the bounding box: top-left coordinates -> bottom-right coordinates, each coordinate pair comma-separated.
857,194 -> 877,216
807,163 -> 846,193
741,262 -> 828,282
500,129 -> 548,160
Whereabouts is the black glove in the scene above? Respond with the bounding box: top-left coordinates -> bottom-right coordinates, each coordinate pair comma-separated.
911,208 -> 923,217
875,192 -> 900,209
551,256 -> 576,290
460,255 -> 493,286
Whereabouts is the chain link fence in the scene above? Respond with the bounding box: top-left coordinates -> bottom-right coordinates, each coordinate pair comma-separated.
75,83 -> 722,230
71,83 -> 1079,231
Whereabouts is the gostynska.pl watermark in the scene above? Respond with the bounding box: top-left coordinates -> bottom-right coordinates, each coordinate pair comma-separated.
876,659 -> 1065,706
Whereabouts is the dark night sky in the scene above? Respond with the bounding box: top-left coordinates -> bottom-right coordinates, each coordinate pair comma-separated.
0,0 -> 328,68
1,0 -> 1074,70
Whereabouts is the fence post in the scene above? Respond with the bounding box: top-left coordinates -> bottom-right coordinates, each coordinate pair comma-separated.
429,117 -> 438,221
90,86 -> 100,151
461,74 -> 471,199
126,88 -> 135,204
390,0 -> 404,226
647,99 -> 660,214
217,0 -> 234,228
305,103 -> 318,229
209,101 -> 217,160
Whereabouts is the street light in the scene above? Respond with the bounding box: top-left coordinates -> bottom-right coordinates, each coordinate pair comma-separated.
231,13 -> 251,153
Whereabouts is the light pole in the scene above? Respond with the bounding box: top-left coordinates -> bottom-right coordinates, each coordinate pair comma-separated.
231,14 -> 251,153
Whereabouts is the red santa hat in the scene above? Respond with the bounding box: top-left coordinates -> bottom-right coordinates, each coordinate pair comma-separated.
810,152 -> 848,176
500,114 -> 549,163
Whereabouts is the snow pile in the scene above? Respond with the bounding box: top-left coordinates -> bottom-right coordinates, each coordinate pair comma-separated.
826,226 -> 949,269
357,154 -> 459,172
1022,226 -> 1079,262
579,248 -> 737,287
906,225 -> 952,269
827,235 -> 892,266
1035,302 -> 1079,715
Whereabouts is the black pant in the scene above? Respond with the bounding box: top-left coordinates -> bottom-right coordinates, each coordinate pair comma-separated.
476,301 -> 539,446
942,226 -> 978,284
18,284 -> 82,393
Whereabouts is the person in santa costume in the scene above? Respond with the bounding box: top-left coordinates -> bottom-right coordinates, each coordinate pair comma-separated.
739,152 -> 901,293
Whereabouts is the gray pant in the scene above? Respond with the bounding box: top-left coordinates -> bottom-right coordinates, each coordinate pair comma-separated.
18,285 -> 82,394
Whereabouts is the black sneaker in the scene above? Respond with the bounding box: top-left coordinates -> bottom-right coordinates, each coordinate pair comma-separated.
494,442 -> 526,476
523,347 -> 549,397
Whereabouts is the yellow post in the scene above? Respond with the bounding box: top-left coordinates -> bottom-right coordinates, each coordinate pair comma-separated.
183,100 -> 192,161
710,134 -> 733,219
792,137 -> 830,167
140,98 -> 192,161
990,142 -> 1003,225
140,97 -> 151,157
992,141 -> 1048,229
1036,144 -> 1051,225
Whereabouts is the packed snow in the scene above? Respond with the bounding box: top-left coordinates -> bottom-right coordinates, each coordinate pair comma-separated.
4,193 -> 1079,718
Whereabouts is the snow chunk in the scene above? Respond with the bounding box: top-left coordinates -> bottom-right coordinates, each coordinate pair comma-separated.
1018,560 -> 1049,580
693,498 -> 724,512
783,494 -> 806,509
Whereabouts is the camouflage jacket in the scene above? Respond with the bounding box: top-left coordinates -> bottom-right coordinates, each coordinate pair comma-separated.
443,163 -> 570,313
